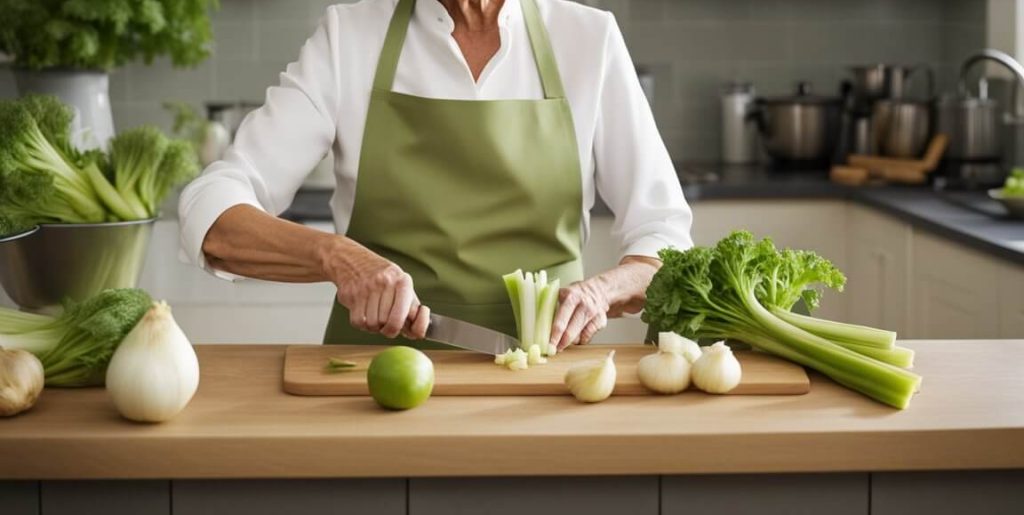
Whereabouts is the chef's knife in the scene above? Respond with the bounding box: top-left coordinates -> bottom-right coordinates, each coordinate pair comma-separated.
425,313 -> 519,355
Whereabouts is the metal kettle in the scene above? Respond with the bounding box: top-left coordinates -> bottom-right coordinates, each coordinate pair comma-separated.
937,49 -> 1024,163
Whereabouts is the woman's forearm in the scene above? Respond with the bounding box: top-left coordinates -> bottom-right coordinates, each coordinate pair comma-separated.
599,256 -> 661,317
201,204 -> 367,283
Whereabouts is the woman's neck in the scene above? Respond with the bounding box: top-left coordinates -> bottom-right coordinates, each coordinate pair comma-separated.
439,0 -> 505,32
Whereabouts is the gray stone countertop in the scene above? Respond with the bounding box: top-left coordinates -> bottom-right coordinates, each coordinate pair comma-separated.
278,163 -> 1024,266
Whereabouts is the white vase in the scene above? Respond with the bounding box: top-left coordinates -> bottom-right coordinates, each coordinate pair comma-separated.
13,68 -> 115,151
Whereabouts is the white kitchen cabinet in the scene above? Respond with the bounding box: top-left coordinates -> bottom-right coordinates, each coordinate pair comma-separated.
138,220 -> 336,344
843,205 -> 913,337
910,231 -> 1002,339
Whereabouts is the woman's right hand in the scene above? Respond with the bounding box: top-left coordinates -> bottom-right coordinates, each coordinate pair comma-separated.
323,242 -> 430,339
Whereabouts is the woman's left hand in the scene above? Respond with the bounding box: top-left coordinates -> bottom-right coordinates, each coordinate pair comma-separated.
550,256 -> 661,350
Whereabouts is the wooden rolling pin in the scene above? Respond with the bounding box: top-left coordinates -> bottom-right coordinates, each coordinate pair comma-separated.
847,134 -> 949,184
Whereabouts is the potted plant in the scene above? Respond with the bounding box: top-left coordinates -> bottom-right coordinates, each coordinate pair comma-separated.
0,0 -> 219,150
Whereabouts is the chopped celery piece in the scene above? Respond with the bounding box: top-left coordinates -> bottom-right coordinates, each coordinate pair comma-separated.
503,268 -> 561,356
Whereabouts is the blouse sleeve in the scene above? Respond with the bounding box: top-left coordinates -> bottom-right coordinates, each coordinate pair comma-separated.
591,13 -> 694,259
177,7 -> 342,278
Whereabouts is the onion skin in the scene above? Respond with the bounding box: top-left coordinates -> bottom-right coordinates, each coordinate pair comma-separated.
0,347 -> 44,417
105,302 -> 199,423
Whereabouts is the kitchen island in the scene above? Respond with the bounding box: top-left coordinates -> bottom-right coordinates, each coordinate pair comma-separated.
1,341 -> 1022,515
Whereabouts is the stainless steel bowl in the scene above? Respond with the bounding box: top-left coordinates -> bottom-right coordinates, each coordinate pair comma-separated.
989,189 -> 1024,219
873,99 -> 933,158
0,219 -> 154,312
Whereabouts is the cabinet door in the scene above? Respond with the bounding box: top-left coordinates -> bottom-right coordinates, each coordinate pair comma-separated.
844,206 -> 912,336
910,232 -> 1001,339
999,261 -> 1024,338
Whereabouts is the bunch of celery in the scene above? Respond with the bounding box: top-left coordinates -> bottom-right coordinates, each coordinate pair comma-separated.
503,269 -> 560,357
0,288 -> 153,386
0,95 -> 198,235
643,231 -> 921,409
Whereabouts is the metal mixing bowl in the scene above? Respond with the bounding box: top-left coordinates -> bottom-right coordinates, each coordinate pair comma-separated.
0,219 -> 155,312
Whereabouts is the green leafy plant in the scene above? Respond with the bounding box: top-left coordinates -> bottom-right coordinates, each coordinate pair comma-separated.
0,288 -> 154,386
0,95 -> 199,234
643,231 -> 921,409
0,0 -> 219,71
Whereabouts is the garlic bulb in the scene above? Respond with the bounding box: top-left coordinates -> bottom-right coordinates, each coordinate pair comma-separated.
658,332 -> 702,363
637,340 -> 691,394
0,347 -> 44,417
564,350 -> 616,403
106,302 -> 199,423
691,341 -> 742,394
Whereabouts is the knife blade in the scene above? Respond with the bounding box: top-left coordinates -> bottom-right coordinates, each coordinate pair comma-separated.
424,313 -> 519,355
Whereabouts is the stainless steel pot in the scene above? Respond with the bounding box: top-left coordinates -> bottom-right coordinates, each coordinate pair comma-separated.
0,219 -> 154,312
873,99 -> 932,158
936,94 -> 1001,160
748,82 -> 841,162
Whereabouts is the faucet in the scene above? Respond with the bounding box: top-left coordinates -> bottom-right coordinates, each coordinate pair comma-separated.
959,48 -> 1024,119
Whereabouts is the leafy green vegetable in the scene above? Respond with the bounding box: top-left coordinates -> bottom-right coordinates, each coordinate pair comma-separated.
1001,168 -> 1024,197
0,96 -> 108,225
0,288 -> 153,386
0,0 -> 219,71
643,231 -> 921,409
0,95 -> 199,224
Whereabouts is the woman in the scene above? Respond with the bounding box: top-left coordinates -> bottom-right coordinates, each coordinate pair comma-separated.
179,0 -> 692,349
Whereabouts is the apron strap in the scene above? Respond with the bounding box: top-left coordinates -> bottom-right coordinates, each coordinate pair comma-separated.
372,0 -> 567,100
373,0 -> 417,92
521,0 -> 566,100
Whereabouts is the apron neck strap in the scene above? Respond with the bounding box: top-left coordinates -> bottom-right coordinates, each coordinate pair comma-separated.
520,0 -> 565,99
372,0 -> 567,99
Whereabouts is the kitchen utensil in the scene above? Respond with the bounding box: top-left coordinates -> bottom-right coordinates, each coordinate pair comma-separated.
937,86 -> 1001,161
748,82 -> 841,163
848,64 -> 934,102
829,165 -> 871,186
721,82 -> 759,164
848,65 -> 888,102
847,134 -> 948,184
873,99 -> 932,158
0,219 -> 154,313
988,189 -> 1024,218
282,344 -> 810,396
424,313 -> 518,355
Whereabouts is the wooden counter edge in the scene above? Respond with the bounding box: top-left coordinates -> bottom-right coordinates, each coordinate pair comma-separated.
2,428 -> 1021,479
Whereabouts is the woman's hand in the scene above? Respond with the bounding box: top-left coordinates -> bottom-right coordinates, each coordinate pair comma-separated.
320,239 -> 430,339
549,256 -> 661,350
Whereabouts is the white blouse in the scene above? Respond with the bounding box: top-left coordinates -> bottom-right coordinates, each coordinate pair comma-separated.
178,0 -> 693,278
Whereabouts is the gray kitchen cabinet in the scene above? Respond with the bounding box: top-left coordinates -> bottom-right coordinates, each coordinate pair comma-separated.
844,205 -> 913,337
40,480 -> 169,515
661,473 -> 868,515
0,481 -> 39,515
999,261 -> 1024,338
172,479 -> 405,515
408,476 -> 658,515
871,470 -> 1024,515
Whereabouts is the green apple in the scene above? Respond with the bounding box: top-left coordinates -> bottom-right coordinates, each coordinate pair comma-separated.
367,346 -> 435,410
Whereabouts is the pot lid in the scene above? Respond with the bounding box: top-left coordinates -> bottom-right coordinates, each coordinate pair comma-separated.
757,81 -> 840,105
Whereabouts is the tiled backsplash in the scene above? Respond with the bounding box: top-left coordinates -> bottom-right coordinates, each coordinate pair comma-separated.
0,0 -> 987,161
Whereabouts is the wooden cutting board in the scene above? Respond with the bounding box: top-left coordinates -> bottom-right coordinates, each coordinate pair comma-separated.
282,344 -> 809,396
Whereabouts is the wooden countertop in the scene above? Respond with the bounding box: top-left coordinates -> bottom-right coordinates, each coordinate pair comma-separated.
1,341 -> 1022,479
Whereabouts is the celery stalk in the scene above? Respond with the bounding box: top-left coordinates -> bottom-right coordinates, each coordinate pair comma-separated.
834,341 -> 915,368
521,272 -> 536,347
502,270 -> 524,342
772,308 -> 896,349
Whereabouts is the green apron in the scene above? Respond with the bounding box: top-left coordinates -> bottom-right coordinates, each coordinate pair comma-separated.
324,0 -> 584,347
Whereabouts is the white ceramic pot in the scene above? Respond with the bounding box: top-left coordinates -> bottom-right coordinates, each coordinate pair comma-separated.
13,68 -> 115,150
